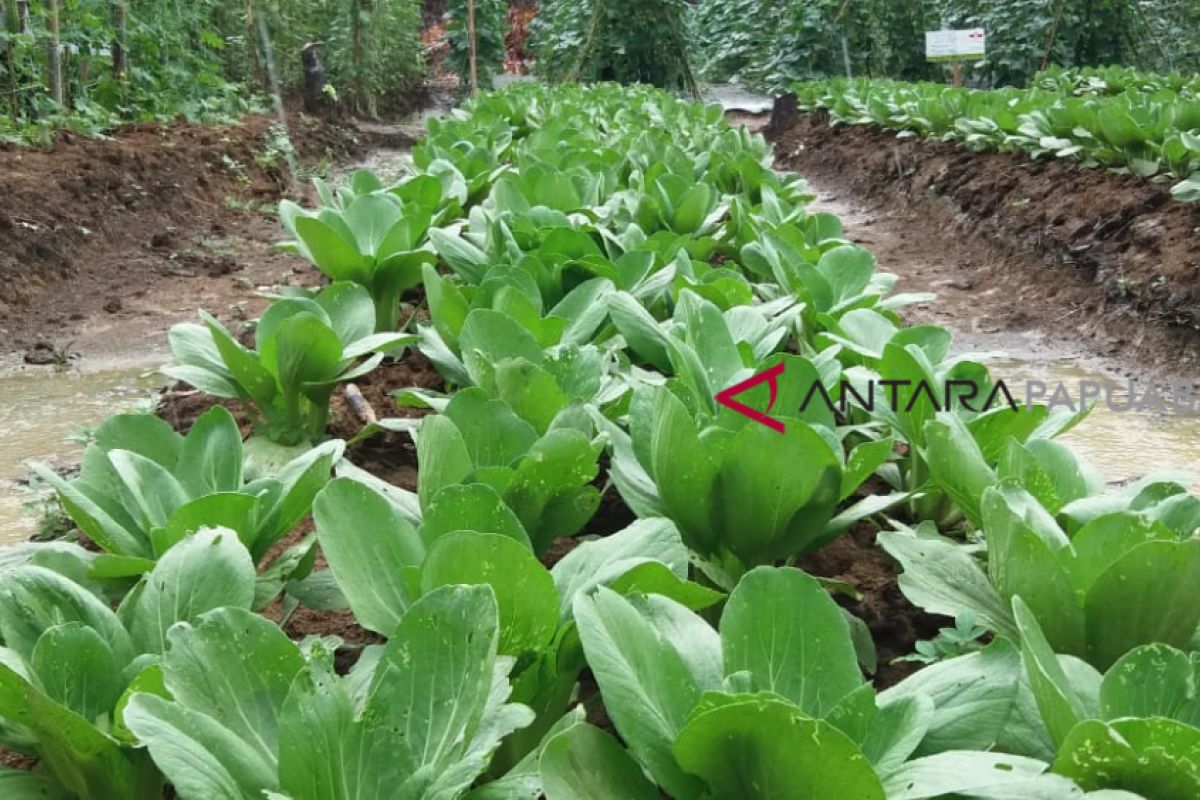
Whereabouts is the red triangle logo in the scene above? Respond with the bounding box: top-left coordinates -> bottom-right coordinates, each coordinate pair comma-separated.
715,363 -> 786,434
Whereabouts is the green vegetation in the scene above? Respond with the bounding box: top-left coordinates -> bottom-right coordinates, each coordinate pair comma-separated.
0,0 -> 423,145
794,70 -> 1200,201
691,0 -> 1200,90
532,0 -> 698,91
166,283 -> 414,447
9,79 -> 1200,797
444,0 -> 508,89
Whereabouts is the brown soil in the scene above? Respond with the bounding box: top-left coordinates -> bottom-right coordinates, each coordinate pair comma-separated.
774,113 -> 1200,376
0,747 -> 37,772
800,523 -> 946,689
0,111 -> 381,366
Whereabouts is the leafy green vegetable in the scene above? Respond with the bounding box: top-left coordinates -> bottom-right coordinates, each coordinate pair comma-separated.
279,187 -> 437,331
571,566 -> 1074,797
0,529 -> 256,799
166,282 -> 413,445
414,390 -> 604,554
30,407 -> 337,593
125,585 -> 533,800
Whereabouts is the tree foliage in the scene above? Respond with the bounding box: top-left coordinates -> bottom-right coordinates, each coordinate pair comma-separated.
0,0 -> 424,144
691,0 -> 1200,91
531,0 -> 697,92
443,0 -> 507,90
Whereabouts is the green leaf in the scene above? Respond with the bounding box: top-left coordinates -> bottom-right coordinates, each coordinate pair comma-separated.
93,414 -> 181,471
156,607 -> 305,770
107,450 -> 190,536
0,566 -> 133,666
162,494 -> 260,556
0,768 -> 71,799
503,429 -> 601,553
293,215 -> 369,283
1100,644 -> 1199,722
419,483 -> 532,550
363,585 -> 529,789
29,623 -> 122,723
573,588 -> 713,798
881,639 -> 1024,755
125,691 -> 278,800
922,414 -> 996,527
313,478 -> 425,636
1083,539 -> 1200,670
430,227 -> 489,284
540,723 -> 659,800
673,696 -> 885,800
120,528 -> 256,655
1055,717 -> 1200,797
883,751 -> 1081,800
442,389 -> 540,469
721,567 -> 863,716
177,406 -> 244,496
877,531 -> 1016,640
421,531 -> 559,657
343,193 -> 403,257
1014,597 -> 1096,749
28,462 -> 147,558
416,414 -> 475,510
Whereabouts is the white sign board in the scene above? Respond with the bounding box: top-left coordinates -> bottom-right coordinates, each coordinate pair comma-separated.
925,29 -> 986,62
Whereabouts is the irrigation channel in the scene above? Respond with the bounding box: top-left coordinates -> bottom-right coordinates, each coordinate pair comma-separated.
1,89 -> 1198,546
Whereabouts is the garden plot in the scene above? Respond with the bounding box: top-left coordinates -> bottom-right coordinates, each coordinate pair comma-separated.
3,82 -> 1200,798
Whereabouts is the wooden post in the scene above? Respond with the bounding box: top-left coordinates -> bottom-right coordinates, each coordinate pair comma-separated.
245,0 -> 265,92
350,0 -> 364,112
111,1 -> 126,83
2,1 -> 15,123
950,60 -> 962,87
301,42 -> 331,116
46,0 -> 63,106
466,0 -> 478,95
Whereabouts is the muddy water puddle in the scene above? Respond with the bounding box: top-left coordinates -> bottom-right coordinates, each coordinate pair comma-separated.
801,190 -> 1195,489
0,365 -> 163,545
989,357 -> 1200,489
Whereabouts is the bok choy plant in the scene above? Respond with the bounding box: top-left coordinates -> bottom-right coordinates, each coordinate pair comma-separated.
413,390 -> 605,554
1013,599 -> 1200,794
881,478 -> 1200,672
125,586 -> 535,800
599,296 -> 902,582
278,173 -> 439,332
166,282 -> 413,448
311,476 -> 721,773
561,566 -> 1084,798
30,407 -> 339,591
0,529 -> 257,799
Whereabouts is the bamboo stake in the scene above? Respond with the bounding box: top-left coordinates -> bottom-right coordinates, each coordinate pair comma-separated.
111,1 -> 126,84
467,0 -> 478,95
46,0 -> 62,106
2,1 -> 17,123
245,0 -> 265,92
351,0 -> 364,113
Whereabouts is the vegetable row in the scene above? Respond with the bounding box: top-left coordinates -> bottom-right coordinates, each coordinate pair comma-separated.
5,81 -> 1200,799
793,73 -> 1200,202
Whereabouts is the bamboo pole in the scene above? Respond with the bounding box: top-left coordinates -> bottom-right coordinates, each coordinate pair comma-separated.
467,0 -> 478,95
351,0 -> 364,112
111,1 -> 126,83
2,1 -> 17,123
46,0 -> 62,106
245,0 -> 265,91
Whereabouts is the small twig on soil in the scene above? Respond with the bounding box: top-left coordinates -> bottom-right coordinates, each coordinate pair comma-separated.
344,383 -> 377,425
